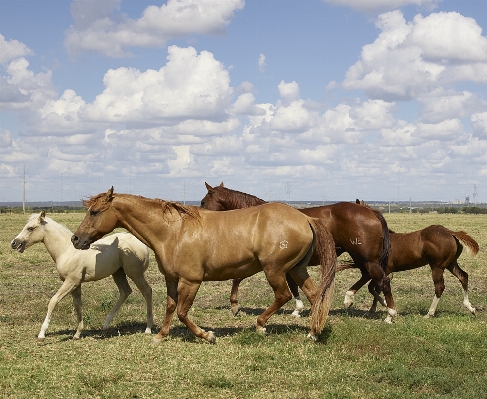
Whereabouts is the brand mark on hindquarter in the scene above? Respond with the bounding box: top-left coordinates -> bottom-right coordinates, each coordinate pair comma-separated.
350,237 -> 362,245
279,240 -> 289,249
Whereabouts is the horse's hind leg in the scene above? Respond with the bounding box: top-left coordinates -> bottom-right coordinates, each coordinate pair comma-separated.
425,267 -> 446,318
129,273 -> 154,333
343,268 -> 370,309
365,261 -> 396,323
102,268 -> 132,331
230,278 -> 244,316
448,261 -> 475,315
286,273 -> 304,317
257,272 -> 293,334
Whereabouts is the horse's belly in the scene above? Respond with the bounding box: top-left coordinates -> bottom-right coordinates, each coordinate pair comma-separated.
202,259 -> 262,281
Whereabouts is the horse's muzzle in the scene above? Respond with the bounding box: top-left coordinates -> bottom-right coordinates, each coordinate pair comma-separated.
11,239 -> 25,253
71,235 -> 91,250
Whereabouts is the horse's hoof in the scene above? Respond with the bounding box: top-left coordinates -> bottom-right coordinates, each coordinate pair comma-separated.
256,327 -> 266,335
206,331 -> 216,344
37,338 -> 45,345
231,306 -> 240,317
423,314 -> 432,319
72,335 -> 81,340
307,333 -> 317,342
151,336 -> 163,346
291,310 -> 301,318
144,327 -> 152,334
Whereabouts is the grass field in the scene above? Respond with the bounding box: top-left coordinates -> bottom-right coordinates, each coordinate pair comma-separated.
0,211 -> 486,398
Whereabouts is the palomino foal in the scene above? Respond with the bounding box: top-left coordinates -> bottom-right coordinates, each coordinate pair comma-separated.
11,211 -> 153,343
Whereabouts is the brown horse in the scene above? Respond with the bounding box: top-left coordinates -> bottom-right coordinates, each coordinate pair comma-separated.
339,207 -> 479,317
71,187 -> 337,344
201,182 -> 397,323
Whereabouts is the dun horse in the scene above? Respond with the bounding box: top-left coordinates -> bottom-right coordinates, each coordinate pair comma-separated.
11,211 -> 153,342
201,182 -> 397,322
71,187 -> 337,344
339,205 -> 479,317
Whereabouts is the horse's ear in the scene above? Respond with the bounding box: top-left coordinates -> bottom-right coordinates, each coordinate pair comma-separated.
205,182 -> 213,192
219,182 -> 224,187
38,210 -> 46,222
103,186 -> 114,203
356,199 -> 360,204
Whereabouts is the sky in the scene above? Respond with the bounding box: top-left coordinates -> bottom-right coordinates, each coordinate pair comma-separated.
1,0 -> 486,204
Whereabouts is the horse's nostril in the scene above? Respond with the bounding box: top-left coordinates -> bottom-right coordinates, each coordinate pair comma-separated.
71,235 -> 78,244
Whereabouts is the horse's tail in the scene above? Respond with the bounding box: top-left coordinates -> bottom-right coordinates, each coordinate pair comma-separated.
308,217 -> 337,335
355,199 -> 391,272
451,230 -> 479,257
373,209 -> 391,272
336,260 -> 358,272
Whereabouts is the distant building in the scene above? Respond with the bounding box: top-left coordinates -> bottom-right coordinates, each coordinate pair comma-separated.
465,194 -> 470,204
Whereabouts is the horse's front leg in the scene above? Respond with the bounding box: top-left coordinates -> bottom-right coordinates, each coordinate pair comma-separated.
230,278 -> 244,316
38,280 -> 78,343
176,278 -> 216,343
153,278 -> 178,345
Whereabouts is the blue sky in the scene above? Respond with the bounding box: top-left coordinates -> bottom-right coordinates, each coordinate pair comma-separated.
1,0 -> 486,204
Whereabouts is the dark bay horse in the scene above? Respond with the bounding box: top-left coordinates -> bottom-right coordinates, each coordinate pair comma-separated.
339,209 -> 479,317
71,187 -> 337,343
201,182 -> 397,323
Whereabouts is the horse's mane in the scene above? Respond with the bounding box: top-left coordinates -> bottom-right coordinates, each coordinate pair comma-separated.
220,187 -> 267,209
83,193 -> 200,221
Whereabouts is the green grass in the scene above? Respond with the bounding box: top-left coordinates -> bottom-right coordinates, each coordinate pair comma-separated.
0,211 -> 486,398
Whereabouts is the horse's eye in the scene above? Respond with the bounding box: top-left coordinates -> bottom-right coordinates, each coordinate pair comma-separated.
27,227 -> 35,232
90,210 -> 99,217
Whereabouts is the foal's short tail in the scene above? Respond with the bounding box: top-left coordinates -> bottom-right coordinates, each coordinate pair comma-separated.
309,218 -> 337,334
451,230 -> 479,257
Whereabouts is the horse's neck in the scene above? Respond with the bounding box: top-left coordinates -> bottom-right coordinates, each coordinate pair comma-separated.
114,197 -> 174,250
42,220 -> 74,262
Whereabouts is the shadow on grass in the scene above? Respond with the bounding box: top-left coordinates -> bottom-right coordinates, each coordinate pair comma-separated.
213,305 -> 311,318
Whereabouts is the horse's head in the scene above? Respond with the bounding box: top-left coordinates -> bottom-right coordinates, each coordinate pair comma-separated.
200,182 -> 227,211
11,210 -> 47,253
71,186 -> 118,250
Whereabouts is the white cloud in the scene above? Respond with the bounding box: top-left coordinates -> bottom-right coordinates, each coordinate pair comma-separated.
472,111 -> 487,138
278,80 -> 300,103
65,0 -> 245,57
343,10 -> 487,101
0,35 -> 33,65
82,46 -> 233,124
258,53 -> 266,72
1,57 -> 56,111
230,93 -> 266,116
415,119 -> 464,140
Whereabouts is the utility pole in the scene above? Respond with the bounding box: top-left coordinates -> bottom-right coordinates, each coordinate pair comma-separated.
22,165 -> 26,214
